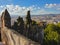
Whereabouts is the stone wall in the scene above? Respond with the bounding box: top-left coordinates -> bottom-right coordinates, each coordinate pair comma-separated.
1,27 -> 40,45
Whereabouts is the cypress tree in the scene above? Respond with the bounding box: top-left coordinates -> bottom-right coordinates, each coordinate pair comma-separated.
17,16 -> 24,34
26,10 -> 32,25
26,10 -> 32,38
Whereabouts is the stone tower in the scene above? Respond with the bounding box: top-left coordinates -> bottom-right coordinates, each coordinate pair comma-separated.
1,9 -> 11,28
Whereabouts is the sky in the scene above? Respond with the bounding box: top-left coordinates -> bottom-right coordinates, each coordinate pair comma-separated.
0,0 -> 60,16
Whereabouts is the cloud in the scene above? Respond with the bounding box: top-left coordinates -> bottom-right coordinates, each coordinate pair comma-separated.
0,4 -> 42,15
45,3 -> 57,8
45,3 -> 60,11
32,9 -> 53,15
0,5 -> 4,8
0,4 -> 59,16
56,4 -> 60,10
57,8 -> 60,10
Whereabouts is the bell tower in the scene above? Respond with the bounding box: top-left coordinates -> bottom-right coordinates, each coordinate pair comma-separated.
1,9 -> 11,28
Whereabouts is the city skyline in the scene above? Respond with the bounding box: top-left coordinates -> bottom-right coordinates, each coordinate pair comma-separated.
0,0 -> 60,16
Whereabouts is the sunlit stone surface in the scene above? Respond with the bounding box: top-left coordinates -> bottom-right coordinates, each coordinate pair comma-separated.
0,42 -> 5,45
1,27 -> 40,45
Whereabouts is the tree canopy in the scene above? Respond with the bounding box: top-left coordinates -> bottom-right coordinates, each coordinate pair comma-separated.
44,24 -> 60,45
